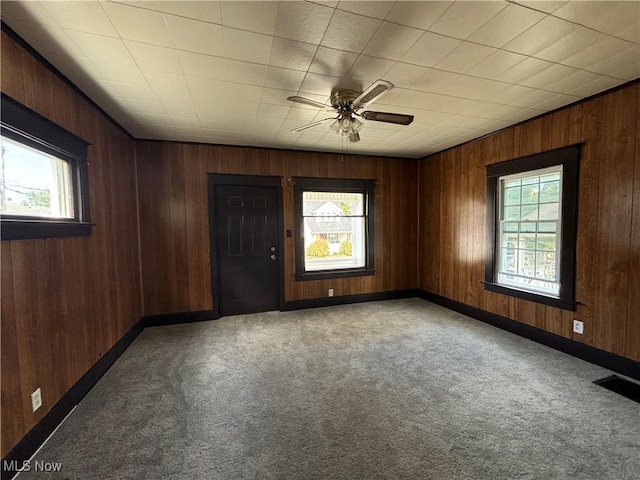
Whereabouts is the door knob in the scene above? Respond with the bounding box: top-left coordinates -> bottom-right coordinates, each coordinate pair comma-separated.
270,246 -> 276,252
270,254 -> 277,260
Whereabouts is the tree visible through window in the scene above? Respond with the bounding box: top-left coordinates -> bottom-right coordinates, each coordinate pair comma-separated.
303,191 -> 364,271
294,177 -> 375,280
497,166 -> 562,296
1,94 -> 90,240
1,136 -> 75,219
485,146 -> 579,310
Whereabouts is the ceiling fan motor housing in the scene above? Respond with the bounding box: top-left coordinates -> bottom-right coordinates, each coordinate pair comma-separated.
330,90 -> 361,112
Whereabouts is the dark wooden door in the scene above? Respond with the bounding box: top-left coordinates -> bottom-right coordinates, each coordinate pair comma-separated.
214,185 -> 280,316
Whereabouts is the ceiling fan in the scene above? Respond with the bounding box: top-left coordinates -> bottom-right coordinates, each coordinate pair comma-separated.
287,79 -> 414,143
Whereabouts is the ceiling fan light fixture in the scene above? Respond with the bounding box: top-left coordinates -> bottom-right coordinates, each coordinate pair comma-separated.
287,79 -> 411,141
352,117 -> 364,133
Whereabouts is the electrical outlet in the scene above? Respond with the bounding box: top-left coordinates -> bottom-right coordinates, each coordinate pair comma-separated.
31,388 -> 42,412
573,320 -> 584,335
328,288 -> 334,297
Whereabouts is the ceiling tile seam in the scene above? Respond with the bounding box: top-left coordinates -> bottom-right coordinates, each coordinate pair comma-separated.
506,50 -> 636,82
107,3 -> 318,48
340,17 -> 391,90
125,10 -> 199,128
102,0 -> 224,28
41,2 -> 118,39
453,1 -> 511,42
387,40 -> 635,89
259,1 -> 284,90
506,0 -> 564,16
509,1 -> 640,46
332,1 -> 397,23
64,2 -> 162,114
304,1 -> 338,11
398,66 -> 614,100
359,20 -> 429,77
420,0 -> 457,35
290,4 -> 342,117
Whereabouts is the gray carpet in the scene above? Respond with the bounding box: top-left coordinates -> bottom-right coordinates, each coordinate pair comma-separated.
18,299 -> 640,479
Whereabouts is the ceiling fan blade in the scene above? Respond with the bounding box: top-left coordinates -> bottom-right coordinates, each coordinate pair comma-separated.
352,79 -> 394,109
361,111 -> 414,126
290,117 -> 335,133
287,96 -> 331,109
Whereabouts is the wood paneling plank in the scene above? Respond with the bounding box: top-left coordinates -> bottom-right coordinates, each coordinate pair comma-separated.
591,88 -> 636,355
1,32 -> 142,456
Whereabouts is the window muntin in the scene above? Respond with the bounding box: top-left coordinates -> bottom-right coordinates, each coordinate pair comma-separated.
294,177 -> 375,280
1,136 -> 75,219
484,145 -> 580,311
497,166 -> 562,296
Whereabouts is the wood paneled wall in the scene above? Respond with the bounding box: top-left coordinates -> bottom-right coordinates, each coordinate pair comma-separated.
418,83 -> 640,362
136,142 -> 418,315
1,32 -> 143,456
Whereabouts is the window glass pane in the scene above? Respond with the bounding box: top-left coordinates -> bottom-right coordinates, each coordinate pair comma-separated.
521,183 -> 539,204
501,247 -> 516,273
517,249 -> 536,277
536,251 -> 557,279
504,206 -> 520,220
302,192 -> 365,271
521,204 -> 538,220
519,233 -> 536,250
502,232 -> 518,249
503,222 -> 519,232
304,218 -> 365,271
520,222 -> 536,233
491,158 -> 570,301
537,222 -> 556,233
539,181 -> 560,203
539,202 -> 559,220
536,234 -> 556,252
504,186 -> 521,206
540,172 -> 560,182
302,191 -> 364,216
1,136 -> 74,219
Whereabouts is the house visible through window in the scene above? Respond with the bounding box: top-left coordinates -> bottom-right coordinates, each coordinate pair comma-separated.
497,166 -> 562,296
1,94 -> 91,240
485,146 -> 579,310
294,177 -> 375,280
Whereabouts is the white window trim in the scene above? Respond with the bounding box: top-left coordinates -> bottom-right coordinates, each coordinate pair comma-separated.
496,165 -> 563,298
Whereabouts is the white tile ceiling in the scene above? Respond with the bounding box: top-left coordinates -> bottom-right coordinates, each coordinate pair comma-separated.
1,0 -> 639,158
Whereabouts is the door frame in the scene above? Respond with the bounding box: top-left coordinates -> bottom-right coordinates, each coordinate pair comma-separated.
207,174 -> 285,318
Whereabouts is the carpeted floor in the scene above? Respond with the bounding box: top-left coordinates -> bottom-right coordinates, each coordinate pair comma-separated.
17,299 -> 640,479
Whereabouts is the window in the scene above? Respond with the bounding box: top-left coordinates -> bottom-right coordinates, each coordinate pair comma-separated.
294,177 -> 375,280
1,94 -> 91,240
484,146 -> 580,310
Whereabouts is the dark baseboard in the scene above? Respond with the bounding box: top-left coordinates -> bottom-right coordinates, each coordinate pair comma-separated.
139,310 -> 218,328
282,289 -> 420,311
1,322 -> 144,480
5,292 -> 637,479
417,290 -> 640,382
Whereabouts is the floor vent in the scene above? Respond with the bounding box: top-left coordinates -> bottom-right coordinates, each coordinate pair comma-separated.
594,375 -> 640,403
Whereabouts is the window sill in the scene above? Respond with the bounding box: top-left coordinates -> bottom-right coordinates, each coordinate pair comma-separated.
482,281 -> 576,311
1,219 -> 93,240
295,268 -> 375,282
